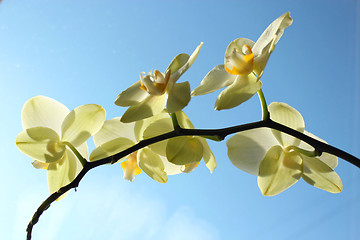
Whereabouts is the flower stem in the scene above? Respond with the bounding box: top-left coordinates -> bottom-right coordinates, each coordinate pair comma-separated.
170,112 -> 182,133
63,142 -> 87,167
257,89 -> 270,121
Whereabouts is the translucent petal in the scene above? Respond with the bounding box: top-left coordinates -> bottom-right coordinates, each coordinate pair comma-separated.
302,155 -> 343,193
120,94 -> 167,123
252,12 -> 292,75
134,111 -> 169,141
16,127 -> 65,163
61,104 -> 106,147
224,38 -> 255,75
121,153 -> 142,182
227,128 -> 278,175
168,42 -> 203,88
138,148 -> 168,183
47,149 -> 82,200
114,80 -> 149,107
162,156 -> 183,175
21,95 -> 70,134
258,146 -> 302,196
143,118 -> 173,156
93,117 -> 136,146
175,111 -> 195,129
198,137 -> 216,173
191,65 -> 237,96
166,136 -> 203,165
215,74 -> 262,110
269,102 -> 305,147
298,131 -> 338,169
32,160 -> 49,169
89,137 -> 135,162
181,161 -> 200,173
166,81 -> 191,113
167,53 -> 190,76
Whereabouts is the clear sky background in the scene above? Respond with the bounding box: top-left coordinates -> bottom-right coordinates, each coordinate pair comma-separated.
1,0 -> 360,239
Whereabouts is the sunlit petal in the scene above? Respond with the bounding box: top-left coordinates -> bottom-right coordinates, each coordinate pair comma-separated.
175,111 -> 195,129
191,65 -> 237,96
61,104 -> 106,146
47,149 -> 82,200
90,137 -> 135,162
32,160 -> 50,170
166,81 -> 191,113
16,127 -> 65,163
21,95 -> 69,134
143,118 -> 173,156
258,146 -> 302,196
120,94 -> 167,123
138,148 -> 168,183
114,80 -> 149,107
93,117 -> 136,146
298,130 -> 338,169
269,102 -> 305,147
215,74 -> 262,110
166,136 -> 203,165
227,128 -> 278,175
302,155 -> 342,193
121,153 -> 142,182
198,137 -> 216,173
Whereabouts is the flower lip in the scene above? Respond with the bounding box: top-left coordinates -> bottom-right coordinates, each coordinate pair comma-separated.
224,44 -> 254,75
139,69 -> 171,95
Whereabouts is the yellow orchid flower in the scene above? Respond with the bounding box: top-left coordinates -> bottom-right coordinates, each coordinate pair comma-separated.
227,102 -> 343,196
115,43 -> 203,123
192,13 -> 292,110
90,111 -> 216,182
15,96 -> 106,199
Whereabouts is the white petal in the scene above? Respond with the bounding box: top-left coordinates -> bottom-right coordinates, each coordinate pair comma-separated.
224,38 -> 255,63
120,94 -> 167,123
138,148 -> 168,183
143,118 -> 173,156
302,155 -> 342,193
47,149 -> 82,200
215,74 -> 262,110
16,127 -> 66,163
198,137 -> 216,173
191,65 -> 236,96
61,104 -> 106,147
298,130 -> 338,169
166,81 -> 191,113
90,137 -> 135,162
93,117 -> 136,146
114,80 -> 149,107
258,146 -> 302,196
252,12 -> 292,75
269,102 -> 305,147
166,136 -> 203,165
133,111 -> 170,141
21,96 -> 70,134
227,128 -> 279,175
175,111 -> 195,129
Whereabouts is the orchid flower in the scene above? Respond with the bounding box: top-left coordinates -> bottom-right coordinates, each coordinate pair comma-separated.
191,13 -> 292,110
15,96 -> 105,199
227,102 -> 342,196
90,111 -> 216,182
115,43 -> 203,123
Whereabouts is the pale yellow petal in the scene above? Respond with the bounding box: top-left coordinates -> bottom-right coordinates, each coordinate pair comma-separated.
21,95 -> 70,134
61,104 -> 106,147
138,148 -> 168,183
258,146 -> 302,196
166,81 -> 191,113
198,137 -> 216,173
90,137 -> 135,162
47,149 -> 82,200
114,80 -> 149,107
16,127 -> 65,163
32,160 -> 50,169
227,128 -> 278,175
191,65 -> 237,96
93,117 -> 136,146
133,111 -> 169,141
215,74 -> 262,110
175,111 -> 195,129
302,155 -> 342,193
143,118 -> 173,156
298,130 -> 338,169
166,136 -> 203,165
120,94 -> 167,123
121,153 -> 142,182
269,102 -> 305,147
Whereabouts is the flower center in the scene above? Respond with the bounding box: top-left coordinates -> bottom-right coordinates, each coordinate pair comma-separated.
120,152 -> 142,182
139,69 -> 171,95
224,44 -> 254,75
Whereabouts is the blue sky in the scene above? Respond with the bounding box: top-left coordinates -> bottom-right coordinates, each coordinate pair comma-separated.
1,0 -> 360,239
